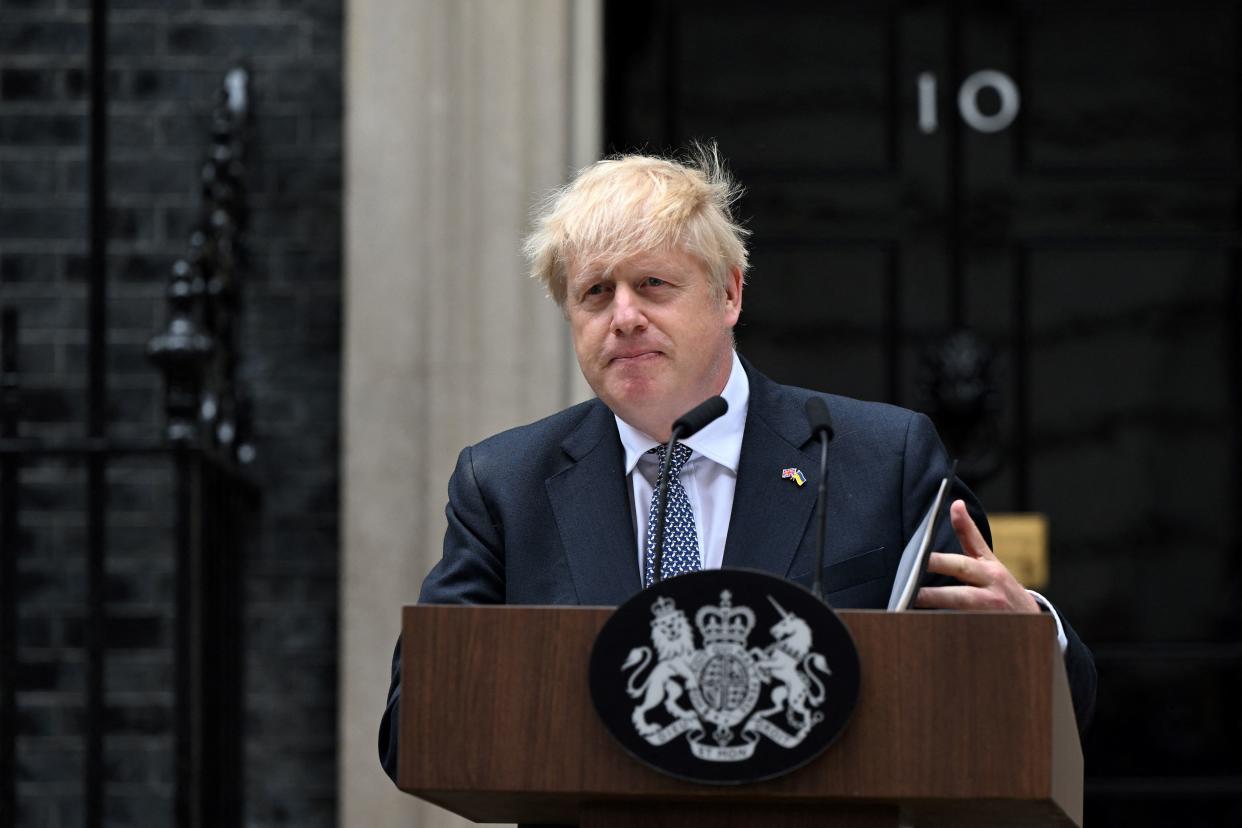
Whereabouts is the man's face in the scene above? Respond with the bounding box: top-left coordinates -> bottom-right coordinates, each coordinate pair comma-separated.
565,248 -> 743,441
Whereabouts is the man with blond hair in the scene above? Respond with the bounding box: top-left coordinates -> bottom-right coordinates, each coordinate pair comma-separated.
380,147 -> 1096,780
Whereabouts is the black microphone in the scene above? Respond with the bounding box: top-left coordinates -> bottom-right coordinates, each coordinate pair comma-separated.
805,396 -> 834,440
648,396 -> 728,586
804,397 -> 835,601
672,395 -> 728,439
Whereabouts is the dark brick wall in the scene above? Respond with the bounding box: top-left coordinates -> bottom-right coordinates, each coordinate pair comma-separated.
1,1 -> 342,826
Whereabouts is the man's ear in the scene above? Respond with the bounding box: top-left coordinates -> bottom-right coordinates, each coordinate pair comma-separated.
722,265 -> 744,323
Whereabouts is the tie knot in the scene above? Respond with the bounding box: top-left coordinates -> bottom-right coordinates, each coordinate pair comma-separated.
649,442 -> 693,475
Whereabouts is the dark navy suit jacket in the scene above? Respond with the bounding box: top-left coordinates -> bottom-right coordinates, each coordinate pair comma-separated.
380,361 -> 1097,780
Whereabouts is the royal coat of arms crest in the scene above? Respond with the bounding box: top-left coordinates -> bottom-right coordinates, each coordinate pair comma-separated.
620,589 -> 833,762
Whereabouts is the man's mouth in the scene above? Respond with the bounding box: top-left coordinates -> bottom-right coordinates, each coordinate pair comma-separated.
609,350 -> 662,364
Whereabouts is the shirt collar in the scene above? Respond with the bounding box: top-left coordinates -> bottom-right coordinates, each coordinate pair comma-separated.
615,351 -> 750,475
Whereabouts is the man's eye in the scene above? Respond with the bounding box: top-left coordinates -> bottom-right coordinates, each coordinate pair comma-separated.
645,277 -> 666,287
581,283 -> 610,302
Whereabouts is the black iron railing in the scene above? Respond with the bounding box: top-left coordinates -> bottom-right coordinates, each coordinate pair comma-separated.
0,65 -> 258,828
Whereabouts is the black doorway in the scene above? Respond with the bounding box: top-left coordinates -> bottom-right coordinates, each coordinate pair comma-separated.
605,2 -> 1242,822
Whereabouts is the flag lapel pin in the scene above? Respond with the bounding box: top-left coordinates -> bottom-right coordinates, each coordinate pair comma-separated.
781,467 -> 806,487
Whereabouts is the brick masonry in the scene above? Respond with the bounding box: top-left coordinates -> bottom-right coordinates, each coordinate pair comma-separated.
1,1 -> 342,826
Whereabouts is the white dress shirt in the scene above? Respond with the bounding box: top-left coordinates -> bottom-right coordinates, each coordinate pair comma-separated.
612,350 -> 1068,654
615,351 -> 749,575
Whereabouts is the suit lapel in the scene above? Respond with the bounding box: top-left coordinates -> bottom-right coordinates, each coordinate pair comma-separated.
545,402 -> 642,605
722,364 -> 820,578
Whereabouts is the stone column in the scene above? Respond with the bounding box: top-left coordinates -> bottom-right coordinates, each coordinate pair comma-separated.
339,1 -> 600,826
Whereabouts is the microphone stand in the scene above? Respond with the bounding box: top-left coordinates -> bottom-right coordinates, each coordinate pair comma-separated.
804,396 -> 834,602
812,431 -> 829,600
647,431 -> 681,586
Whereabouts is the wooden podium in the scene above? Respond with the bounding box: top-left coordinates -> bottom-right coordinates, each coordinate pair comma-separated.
398,606 -> 1082,827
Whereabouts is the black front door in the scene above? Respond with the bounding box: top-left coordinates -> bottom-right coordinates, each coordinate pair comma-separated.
605,2 -> 1242,822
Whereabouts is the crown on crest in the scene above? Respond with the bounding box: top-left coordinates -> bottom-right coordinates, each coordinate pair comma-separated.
650,595 -> 679,619
695,590 -> 755,645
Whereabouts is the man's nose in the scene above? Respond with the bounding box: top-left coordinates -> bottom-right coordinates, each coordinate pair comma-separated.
610,285 -> 647,335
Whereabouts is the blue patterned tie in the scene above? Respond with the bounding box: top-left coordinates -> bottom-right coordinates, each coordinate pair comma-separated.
644,442 -> 701,586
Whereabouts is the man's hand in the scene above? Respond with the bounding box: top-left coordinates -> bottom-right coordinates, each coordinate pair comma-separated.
914,499 -> 1040,613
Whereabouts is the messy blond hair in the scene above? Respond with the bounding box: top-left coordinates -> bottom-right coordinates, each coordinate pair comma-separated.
523,143 -> 750,306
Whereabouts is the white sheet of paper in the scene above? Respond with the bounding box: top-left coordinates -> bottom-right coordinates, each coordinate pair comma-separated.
887,476 -> 951,612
